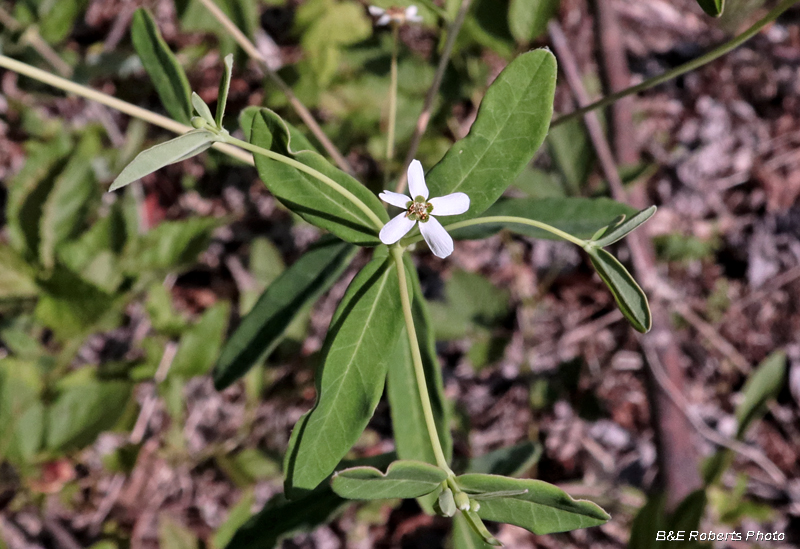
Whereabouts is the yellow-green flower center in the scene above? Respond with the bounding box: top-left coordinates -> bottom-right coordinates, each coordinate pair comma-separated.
406,196 -> 433,222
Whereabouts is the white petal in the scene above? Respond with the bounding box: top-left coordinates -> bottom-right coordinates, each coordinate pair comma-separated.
380,213 -> 416,245
419,216 -> 454,258
376,13 -> 391,25
379,190 -> 412,209
368,6 -> 385,16
406,6 -> 423,22
429,192 -> 470,216
407,159 -> 428,200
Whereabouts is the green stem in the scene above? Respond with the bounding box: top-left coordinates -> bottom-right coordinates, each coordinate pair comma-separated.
0,53 -> 253,165
195,0 -> 354,174
223,134 -> 385,231
385,24 -> 399,185
551,0 -> 800,128
400,215 -> 588,248
390,246 -> 453,475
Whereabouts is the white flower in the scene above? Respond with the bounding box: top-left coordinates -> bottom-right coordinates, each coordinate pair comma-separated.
379,160 -> 469,258
368,5 -> 423,26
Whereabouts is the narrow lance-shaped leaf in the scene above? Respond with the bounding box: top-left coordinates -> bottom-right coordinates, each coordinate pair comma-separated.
131,8 -> 193,123
109,130 -> 218,191
449,197 -> 637,241
457,474 -> 610,535
425,49 -> 557,223
216,54 -> 234,128
192,92 -> 216,126
225,453 -> 394,549
696,0 -> 725,17
587,246 -> 652,333
213,237 -> 357,390
591,206 -> 656,247
245,107 -> 388,245
39,131 -> 101,270
283,251 -> 405,499
331,460 -> 448,500
451,510 -> 493,549
736,351 -> 786,438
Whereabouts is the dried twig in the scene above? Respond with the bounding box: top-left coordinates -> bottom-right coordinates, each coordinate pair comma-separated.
196,0 -> 353,174
639,337 -> 787,486
394,0 -> 473,193
549,19 -> 702,506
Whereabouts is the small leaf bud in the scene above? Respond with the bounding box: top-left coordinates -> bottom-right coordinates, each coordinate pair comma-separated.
191,116 -> 207,129
455,490 -> 470,511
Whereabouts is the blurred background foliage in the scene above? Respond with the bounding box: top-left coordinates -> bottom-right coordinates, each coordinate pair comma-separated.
0,0 -> 798,548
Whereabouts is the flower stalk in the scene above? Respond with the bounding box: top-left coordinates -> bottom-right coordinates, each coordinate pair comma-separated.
390,246 -> 454,476
385,23 -> 400,184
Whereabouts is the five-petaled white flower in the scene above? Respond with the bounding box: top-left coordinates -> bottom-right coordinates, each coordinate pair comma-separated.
368,5 -> 423,26
379,160 -> 469,258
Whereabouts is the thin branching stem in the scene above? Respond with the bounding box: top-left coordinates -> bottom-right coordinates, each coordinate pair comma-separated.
551,0 -> 800,127
400,215 -> 588,248
395,0 -> 473,193
223,134 -> 385,230
385,24 -> 400,185
0,54 -> 254,165
195,0 -> 354,174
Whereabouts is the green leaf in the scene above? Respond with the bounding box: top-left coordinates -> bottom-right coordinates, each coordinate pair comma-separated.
123,217 -> 221,273
587,247 -> 651,333
0,359 -> 45,463
627,494 -> 666,549
225,486 -> 344,549
508,0 -> 559,43
332,460 -> 448,500
34,266 -> 118,338
109,130 -> 218,192
46,376 -> 132,451
696,0 -> 725,17
388,258 -> 452,465
296,0 -> 372,87
449,197 -> 637,241
0,246 -> 39,303
467,441 -> 542,478
6,136 -> 72,259
214,237 -> 356,390
39,131 -> 101,269
225,453 -> 394,549
159,515 -> 198,549
591,206 -> 657,247
457,474 -> 610,534
427,270 -> 510,341
451,511 -> 491,549
170,302 -> 230,379
245,107 -> 388,245
37,0 -> 83,43
216,54 -> 234,128
736,351 -> 785,438
425,50 -> 556,223
283,252 -> 405,499
131,8 -> 193,123
547,117 -> 594,193
212,489 -> 255,549
192,92 -> 216,127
